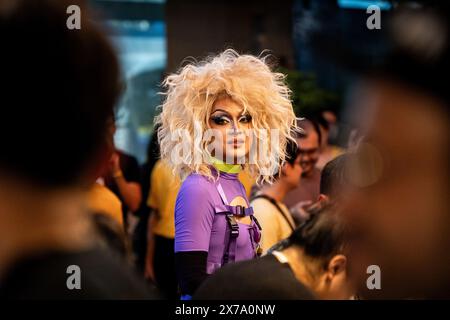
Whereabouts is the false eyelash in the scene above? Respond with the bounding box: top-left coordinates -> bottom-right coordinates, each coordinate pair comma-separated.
239,114 -> 252,122
211,115 -> 230,124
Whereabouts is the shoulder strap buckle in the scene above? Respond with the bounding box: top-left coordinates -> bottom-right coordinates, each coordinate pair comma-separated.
226,214 -> 239,238
235,205 -> 245,217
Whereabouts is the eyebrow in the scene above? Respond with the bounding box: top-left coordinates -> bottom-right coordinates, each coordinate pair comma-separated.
210,109 -> 250,117
210,109 -> 230,116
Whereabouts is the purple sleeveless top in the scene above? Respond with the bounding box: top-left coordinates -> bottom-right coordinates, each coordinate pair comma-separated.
175,169 -> 260,274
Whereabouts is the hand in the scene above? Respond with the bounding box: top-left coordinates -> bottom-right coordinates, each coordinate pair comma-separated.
109,152 -> 121,175
290,200 -> 313,223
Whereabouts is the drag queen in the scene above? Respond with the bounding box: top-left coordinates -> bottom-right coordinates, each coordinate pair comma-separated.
156,49 -> 298,298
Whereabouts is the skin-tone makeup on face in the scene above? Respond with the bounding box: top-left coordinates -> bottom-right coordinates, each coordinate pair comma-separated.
208,97 -> 253,164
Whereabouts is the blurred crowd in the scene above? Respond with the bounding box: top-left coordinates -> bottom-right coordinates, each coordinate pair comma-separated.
0,0 -> 449,300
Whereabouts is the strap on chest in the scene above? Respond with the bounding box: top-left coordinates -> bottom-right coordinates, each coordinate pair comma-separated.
215,182 -> 260,265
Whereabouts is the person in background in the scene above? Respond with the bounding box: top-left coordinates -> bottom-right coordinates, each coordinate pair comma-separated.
144,159 -> 181,300
319,154 -> 348,203
86,112 -> 133,235
315,110 -> 345,170
251,140 -> 300,253
0,0 -> 154,299
194,204 -> 354,300
292,153 -> 349,223
88,182 -> 123,226
102,118 -> 142,232
132,128 -> 161,273
284,118 -> 322,210
322,110 -> 339,141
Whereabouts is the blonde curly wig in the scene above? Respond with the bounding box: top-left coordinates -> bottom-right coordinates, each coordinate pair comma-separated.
155,49 -> 299,184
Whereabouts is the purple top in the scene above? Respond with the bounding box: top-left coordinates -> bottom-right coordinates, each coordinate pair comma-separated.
175,169 -> 260,274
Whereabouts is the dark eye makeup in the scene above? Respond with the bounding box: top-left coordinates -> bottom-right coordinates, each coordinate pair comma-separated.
210,110 -> 252,126
239,114 -> 252,123
210,115 -> 231,125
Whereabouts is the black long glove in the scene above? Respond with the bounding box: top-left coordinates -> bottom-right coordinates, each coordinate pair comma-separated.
175,251 -> 208,296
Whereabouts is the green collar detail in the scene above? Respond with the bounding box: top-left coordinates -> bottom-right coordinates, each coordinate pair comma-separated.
211,157 -> 242,174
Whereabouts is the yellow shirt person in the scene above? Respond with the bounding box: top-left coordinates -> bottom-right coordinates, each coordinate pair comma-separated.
252,194 -> 295,253
88,183 -> 123,226
147,160 -> 181,239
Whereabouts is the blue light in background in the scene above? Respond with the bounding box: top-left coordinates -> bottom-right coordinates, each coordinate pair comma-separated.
338,0 -> 392,10
106,19 -> 166,162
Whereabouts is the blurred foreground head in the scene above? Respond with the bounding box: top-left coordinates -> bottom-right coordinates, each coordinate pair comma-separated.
0,0 -> 121,188
342,3 -> 450,298
289,204 -> 353,299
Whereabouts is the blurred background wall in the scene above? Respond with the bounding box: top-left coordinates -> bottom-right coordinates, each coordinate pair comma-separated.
165,0 -> 295,71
